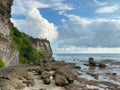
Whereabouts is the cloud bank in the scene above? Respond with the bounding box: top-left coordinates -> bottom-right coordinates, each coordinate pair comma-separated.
57,14 -> 120,48
95,4 -> 119,13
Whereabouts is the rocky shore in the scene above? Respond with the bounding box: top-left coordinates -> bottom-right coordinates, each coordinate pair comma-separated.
0,58 -> 120,90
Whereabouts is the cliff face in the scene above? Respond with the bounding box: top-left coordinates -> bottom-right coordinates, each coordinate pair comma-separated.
0,0 -> 19,66
30,38 -> 52,57
0,0 -> 52,66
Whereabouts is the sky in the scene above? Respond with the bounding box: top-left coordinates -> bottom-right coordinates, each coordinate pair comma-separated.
11,0 -> 120,53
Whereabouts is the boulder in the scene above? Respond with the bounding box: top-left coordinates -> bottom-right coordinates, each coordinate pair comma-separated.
44,63 -> 53,71
55,74 -> 68,86
89,57 -> 96,66
75,66 -> 81,69
55,67 -> 79,84
64,69 -> 78,83
98,63 -> 106,68
113,73 -> 117,75
41,71 -> 51,79
84,63 -> 90,66
55,67 -> 66,75
43,78 -> 51,85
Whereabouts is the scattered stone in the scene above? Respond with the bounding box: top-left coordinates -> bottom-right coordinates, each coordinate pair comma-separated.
113,73 -> 117,75
98,63 -> 106,68
106,73 -> 111,75
75,66 -> 81,69
111,62 -> 120,65
84,63 -> 90,66
89,57 -> 97,66
55,74 -> 69,86
41,71 -> 51,79
86,72 -> 99,79
106,72 -> 117,76
65,69 -> 78,83
43,78 -> 51,85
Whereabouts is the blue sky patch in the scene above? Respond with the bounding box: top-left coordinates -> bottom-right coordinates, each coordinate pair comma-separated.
39,8 -> 67,26
11,14 -> 26,20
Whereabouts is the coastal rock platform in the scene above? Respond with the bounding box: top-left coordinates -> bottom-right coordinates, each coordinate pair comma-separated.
0,59 -> 120,90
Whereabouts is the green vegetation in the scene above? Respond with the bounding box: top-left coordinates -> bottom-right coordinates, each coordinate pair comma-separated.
10,24 -> 43,63
0,58 -> 4,67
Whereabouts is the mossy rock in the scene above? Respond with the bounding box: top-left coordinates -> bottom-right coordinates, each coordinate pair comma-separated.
0,58 -> 4,67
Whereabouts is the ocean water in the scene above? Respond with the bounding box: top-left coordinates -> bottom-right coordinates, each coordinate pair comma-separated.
53,53 -> 120,61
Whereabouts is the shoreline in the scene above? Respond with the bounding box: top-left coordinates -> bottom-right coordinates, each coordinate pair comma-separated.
0,58 -> 120,90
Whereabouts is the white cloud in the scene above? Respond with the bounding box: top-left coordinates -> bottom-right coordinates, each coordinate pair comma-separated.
94,0 -> 108,6
39,0 -> 74,11
11,0 -> 73,42
12,0 -> 73,15
95,4 -> 119,13
55,15 -> 120,53
11,8 -> 58,42
57,14 -> 120,48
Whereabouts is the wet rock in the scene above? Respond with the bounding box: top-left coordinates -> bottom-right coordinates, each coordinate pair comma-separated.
111,62 -> 120,65
100,81 -> 119,90
86,72 -> 99,79
106,73 -> 117,75
55,74 -> 68,86
106,73 -> 111,75
75,66 -> 81,69
41,71 -> 51,79
113,73 -> 117,75
89,57 -> 97,66
98,63 -> 106,68
43,78 -> 51,85
65,84 -> 80,90
84,63 -> 90,66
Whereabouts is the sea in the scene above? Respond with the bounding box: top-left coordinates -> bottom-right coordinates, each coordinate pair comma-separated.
53,53 -> 120,61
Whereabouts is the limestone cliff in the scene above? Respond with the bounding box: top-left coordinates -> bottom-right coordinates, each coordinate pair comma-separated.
0,0 -> 19,66
0,0 -> 52,66
30,38 -> 52,57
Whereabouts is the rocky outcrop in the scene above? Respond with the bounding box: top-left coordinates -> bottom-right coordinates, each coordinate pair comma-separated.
0,0 -> 19,66
84,57 -> 106,68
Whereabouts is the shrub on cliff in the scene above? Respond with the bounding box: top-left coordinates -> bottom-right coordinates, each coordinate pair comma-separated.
0,58 -> 4,67
10,24 -> 43,63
